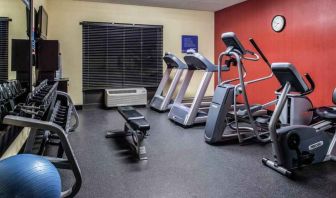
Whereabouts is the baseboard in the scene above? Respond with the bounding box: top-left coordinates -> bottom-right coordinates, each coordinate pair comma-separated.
104,104 -> 147,110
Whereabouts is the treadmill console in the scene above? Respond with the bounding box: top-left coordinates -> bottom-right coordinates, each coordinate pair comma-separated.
184,51 -> 216,71
221,32 -> 246,55
163,52 -> 188,69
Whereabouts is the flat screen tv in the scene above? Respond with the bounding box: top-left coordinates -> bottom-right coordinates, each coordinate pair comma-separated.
36,6 -> 48,39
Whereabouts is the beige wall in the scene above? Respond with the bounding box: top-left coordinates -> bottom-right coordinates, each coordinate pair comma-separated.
34,0 -> 48,9
0,0 -> 47,80
47,0 -> 214,105
0,0 -> 27,79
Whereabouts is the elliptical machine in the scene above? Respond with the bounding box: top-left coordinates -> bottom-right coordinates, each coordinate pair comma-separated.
205,32 -> 275,144
205,32 -> 313,144
262,62 -> 336,177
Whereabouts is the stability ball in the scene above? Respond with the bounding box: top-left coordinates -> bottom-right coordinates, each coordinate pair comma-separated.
0,154 -> 61,198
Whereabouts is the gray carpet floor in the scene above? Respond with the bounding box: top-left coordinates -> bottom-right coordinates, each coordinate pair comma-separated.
61,107 -> 336,198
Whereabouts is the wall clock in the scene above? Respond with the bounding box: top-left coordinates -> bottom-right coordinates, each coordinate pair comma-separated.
272,15 -> 286,32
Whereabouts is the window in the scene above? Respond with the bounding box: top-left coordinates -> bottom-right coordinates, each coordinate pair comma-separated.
0,17 -> 9,81
82,22 -> 163,91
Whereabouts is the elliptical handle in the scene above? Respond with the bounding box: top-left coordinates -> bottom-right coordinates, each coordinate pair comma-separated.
249,38 -> 271,68
303,73 -> 315,95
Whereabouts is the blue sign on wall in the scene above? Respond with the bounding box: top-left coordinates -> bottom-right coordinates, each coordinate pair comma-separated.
182,35 -> 198,53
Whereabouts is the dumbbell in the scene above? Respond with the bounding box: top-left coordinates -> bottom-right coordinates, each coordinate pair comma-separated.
37,80 -> 49,89
18,104 -> 46,111
2,84 -> 13,98
56,118 -> 66,123
20,109 -> 44,118
56,112 -> 66,117
59,106 -> 68,111
38,84 -> 53,90
37,86 -> 52,93
0,90 -> 5,102
55,111 -> 66,117
8,82 -> 18,96
12,82 -> 24,95
31,93 -> 48,101
54,118 -> 66,123
34,84 -> 51,93
0,86 -> 9,100
57,109 -> 67,115
52,119 -> 66,127
33,88 -> 48,94
29,97 -> 44,103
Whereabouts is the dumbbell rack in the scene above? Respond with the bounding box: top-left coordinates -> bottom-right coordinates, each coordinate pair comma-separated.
1,79 -> 82,198
18,80 -> 59,154
0,80 -> 26,156
47,91 -> 79,157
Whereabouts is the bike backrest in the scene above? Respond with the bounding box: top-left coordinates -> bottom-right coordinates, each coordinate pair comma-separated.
271,62 -> 309,93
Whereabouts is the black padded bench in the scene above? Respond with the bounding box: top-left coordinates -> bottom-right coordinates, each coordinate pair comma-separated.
106,106 -> 150,160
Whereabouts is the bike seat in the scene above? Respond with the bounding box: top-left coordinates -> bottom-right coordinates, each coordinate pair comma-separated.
315,107 -> 336,119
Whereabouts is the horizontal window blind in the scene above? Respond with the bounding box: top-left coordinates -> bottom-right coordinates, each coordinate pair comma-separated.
0,18 -> 9,81
82,22 -> 163,91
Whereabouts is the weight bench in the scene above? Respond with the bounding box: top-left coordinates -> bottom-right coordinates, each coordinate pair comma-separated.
106,106 -> 150,160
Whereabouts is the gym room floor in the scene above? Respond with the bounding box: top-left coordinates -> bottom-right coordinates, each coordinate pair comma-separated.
62,107 -> 336,198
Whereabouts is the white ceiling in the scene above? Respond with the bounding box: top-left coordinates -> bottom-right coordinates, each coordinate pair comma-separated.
76,0 -> 246,11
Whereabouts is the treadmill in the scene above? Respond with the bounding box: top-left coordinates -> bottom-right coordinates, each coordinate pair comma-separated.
150,52 -> 188,112
168,50 -> 229,127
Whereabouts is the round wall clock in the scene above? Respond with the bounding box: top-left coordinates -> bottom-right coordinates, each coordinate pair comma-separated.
272,15 -> 286,32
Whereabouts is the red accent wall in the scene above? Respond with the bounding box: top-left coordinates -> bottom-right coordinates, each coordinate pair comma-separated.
215,0 -> 336,107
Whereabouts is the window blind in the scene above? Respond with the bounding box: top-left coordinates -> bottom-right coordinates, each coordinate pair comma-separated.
0,18 -> 9,81
82,22 -> 163,91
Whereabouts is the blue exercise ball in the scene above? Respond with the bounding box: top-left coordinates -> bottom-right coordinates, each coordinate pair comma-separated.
0,154 -> 61,198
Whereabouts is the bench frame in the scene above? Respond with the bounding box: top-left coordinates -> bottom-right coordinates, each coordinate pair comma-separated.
106,106 -> 149,160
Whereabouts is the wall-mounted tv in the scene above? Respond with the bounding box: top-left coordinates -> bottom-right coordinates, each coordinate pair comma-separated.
36,6 -> 48,39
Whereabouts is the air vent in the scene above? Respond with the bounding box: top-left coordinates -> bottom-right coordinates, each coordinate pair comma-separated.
105,88 -> 147,107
